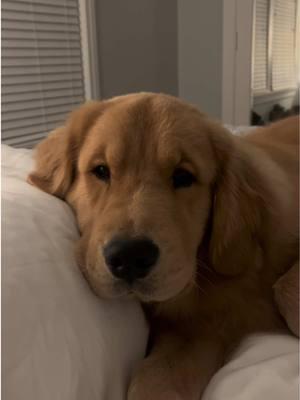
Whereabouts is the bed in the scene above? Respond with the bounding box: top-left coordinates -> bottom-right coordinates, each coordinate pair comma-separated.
2,143 -> 298,400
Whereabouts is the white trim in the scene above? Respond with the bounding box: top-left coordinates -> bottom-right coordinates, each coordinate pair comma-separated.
267,0 -> 274,91
222,0 -> 254,126
251,0 -> 256,102
222,0 -> 236,124
79,0 -> 101,100
234,0 -> 254,126
253,88 -> 297,104
295,0 -> 300,85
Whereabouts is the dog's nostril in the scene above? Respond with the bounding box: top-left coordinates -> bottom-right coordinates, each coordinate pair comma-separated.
103,237 -> 159,283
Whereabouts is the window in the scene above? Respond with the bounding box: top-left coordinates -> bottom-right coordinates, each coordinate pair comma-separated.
2,0 -> 86,148
252,0 -> 299,94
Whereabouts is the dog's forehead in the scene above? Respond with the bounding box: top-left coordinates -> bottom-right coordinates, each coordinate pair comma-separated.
79,94 -> 210,171
102,95 -> 189,138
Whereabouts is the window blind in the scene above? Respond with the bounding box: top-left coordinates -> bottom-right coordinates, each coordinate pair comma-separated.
252,0 -> 298,94
253,0 -> 270,92
2,0 -> 85,148
272,0 -> 297,90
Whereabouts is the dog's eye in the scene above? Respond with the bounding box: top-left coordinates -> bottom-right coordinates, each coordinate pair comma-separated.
172,167 -> 196,189
92,165 -> 110,182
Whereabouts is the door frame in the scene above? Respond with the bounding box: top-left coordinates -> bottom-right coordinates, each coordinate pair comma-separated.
79,0 -> 101,100
222,0 -> 254,126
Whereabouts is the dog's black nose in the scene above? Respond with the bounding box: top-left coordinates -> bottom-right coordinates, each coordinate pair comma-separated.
103,237 -> 159,283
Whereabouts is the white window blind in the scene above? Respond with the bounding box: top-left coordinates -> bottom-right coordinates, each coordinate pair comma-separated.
252,0 -> 298,93
2,0 -> 85,148
253,0 -> 270,91
272,0 -> 297,90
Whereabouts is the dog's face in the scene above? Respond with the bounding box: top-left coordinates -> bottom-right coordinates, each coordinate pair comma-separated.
29,93 -> 260,302
67,95 -> 220,302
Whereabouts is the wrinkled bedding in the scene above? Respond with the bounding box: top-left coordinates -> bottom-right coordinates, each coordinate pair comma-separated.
2,142 -> 298,400
2,145 -> 148,400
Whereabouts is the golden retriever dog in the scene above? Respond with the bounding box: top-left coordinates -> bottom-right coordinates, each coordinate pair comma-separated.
28,93 -> 299,399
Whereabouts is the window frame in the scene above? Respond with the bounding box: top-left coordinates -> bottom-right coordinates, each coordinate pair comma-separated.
79,0 -> 101,100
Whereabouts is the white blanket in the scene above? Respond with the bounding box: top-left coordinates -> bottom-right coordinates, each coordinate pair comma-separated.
2,145 -> 148,400
203,334 -> 298,399
2,144 -> 298,400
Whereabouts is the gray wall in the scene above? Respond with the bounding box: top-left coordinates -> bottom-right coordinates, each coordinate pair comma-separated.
95,0 -> 178,98
95,0 -> 225,120
178,0 -> 223,119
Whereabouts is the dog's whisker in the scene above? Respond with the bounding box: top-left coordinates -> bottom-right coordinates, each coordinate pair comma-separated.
192,279 -> 209,297
197,261 -> 219,277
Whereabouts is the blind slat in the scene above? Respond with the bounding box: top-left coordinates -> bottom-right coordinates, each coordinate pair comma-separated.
3,72 -> 83,85
3,87 -> 84,103
4,121 -> 65,140
2,39 -> 81,49
2,1 -> 79,16
2,64 -> 82,76
3,111 -> 73,131
2,80 -> 83,95
2,96 -> 84,113
2,10 -> 78,25
2,56 -> 82,67
8,133 -> 50,148
3,29 -> 80,41
2,20 -> 80,33
2,103 -> 79,122
3,47 -> 81,58
3,0 -> 78,8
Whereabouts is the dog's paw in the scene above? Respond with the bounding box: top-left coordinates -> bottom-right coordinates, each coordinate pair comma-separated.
128,383 -> 182,400
127,360 -> 183,400
273,261 -> 299,337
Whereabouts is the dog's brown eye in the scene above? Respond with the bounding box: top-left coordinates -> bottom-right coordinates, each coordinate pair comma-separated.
172,167 -> 196,189
92,165 -> 110,182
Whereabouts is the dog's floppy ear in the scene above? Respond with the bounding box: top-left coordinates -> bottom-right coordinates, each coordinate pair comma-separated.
208,129 -> 264,276
27,126 -> 73,198
28,101 -> 105,199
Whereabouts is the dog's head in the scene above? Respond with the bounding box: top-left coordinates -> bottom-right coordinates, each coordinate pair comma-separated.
28,93 -> 263,302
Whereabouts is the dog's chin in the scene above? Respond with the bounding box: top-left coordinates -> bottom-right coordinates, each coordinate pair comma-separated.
83,266 -> 192,303
132,290 -> 177,303
131,279 -> 192,303
83,275 -> 130,299
88,279 -> 186,303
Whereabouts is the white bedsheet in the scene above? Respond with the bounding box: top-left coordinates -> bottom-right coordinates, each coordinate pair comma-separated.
204,334 -> 298,400
2,145 -> 148,400
2,144 -> 299,400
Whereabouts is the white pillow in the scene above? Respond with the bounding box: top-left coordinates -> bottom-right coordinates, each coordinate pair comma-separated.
2,144 -> 148,400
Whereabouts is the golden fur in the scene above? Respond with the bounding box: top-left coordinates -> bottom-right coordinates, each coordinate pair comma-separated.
28,93 -> 299,399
